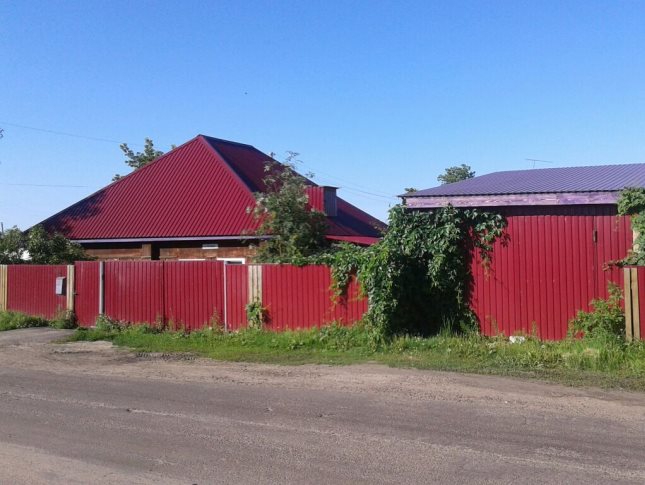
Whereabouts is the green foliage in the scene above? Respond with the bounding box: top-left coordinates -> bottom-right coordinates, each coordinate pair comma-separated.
0,311 -> 49,331
26,225 -> 91,264
0,225 -> 90,264
0,227 -> 27,263
50,310 -> 78,329
245,300 -> 267,330
569,284 -> 625,341
252,154 -> 329,262
617,187 -> 645,265
0,310 -> 76,331
317,205 -> 505,337
113,137 -> 174,181
437,164 -> 475,185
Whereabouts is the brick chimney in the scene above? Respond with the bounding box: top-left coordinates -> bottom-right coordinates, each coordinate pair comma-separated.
305,186 -> 338,216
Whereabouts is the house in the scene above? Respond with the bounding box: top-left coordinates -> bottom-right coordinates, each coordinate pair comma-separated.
403,164 -> 644,339
39,135 -> 385,262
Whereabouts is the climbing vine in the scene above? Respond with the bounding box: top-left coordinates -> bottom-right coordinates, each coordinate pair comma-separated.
617,188 -> 645,266
312,205 -> 506,337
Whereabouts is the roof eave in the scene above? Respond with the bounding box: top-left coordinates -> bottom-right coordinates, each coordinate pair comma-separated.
403,191 -> 620,209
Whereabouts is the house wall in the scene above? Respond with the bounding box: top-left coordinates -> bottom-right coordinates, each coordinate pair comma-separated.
81,240 -> 257,261
469,204 -> 632,339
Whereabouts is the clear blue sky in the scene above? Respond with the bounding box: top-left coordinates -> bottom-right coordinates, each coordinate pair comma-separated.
2,0 -> 645,229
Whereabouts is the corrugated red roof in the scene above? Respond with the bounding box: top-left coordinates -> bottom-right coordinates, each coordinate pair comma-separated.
40,135 -> 385,241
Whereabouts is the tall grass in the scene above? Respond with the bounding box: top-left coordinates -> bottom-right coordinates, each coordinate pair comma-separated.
0,310 -> 77,331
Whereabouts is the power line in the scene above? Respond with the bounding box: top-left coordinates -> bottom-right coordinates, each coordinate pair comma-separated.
0,183 -> 91,188
299,163 -> 395,198
339,186 -> 398,200
0,121 -> 136,146
525,158 -> 557,169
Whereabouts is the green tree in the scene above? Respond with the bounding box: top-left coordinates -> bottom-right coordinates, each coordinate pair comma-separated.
252,153 -> 328,262
0,225 -> 90,264
437,164 -> 475,185
113,138 -> 172,181
0,227 -> 27,264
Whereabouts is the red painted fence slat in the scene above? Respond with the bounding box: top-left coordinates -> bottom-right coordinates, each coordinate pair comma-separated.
74,261 -> 100,327
224,264 -> 248,331
6,265 -> 68,319
104,261 -> 164,325
164,261 -> 224,331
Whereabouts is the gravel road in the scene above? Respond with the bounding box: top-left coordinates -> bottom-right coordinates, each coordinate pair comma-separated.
0,328 -> 644,484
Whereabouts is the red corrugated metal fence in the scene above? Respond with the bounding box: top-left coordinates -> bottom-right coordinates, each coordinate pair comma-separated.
67,261 -> 367,331
470,207 -> 632,339
262,265 -> 366,331
164,261 -> 224,331
5,265 -> 68,319
104,261 -> 164,325
74,261 -> 100,327
224,264 -> 249,331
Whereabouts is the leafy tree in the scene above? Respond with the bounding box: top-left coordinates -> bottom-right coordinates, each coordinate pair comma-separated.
0,225 -> 90,264
113,138 -> 173,181
403,187 -> 418,195
437,164 -> 475,184
0,227 -> 26,263
252,153 -> 328,262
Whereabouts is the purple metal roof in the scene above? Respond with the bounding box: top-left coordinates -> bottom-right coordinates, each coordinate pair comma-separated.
408,163 -> 645,197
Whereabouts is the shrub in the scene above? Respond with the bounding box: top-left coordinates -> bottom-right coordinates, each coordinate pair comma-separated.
569,284 -> 625,341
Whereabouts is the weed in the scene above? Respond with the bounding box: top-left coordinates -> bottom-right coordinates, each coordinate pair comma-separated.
50,310 -> 77,329
246,300 -> 267,330
0,311 -> 49,331
569,283 -> 625,341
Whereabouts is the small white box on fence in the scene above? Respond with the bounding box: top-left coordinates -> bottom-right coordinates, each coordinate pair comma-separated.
55,276 -> 66,295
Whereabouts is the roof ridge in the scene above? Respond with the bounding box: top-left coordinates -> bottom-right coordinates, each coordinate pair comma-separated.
197,135 -> 263,195
198,134 -> 257,149
482,161 -> 645,176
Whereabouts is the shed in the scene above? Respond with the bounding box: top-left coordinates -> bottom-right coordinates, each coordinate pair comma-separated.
403,164 -> 645,339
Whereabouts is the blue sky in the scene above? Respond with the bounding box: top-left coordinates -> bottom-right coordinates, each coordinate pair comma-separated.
2,0 -> 645,229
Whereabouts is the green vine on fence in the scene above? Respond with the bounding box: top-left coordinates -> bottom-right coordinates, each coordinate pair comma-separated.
309,205 -> 506,337
617,188 -> 645,266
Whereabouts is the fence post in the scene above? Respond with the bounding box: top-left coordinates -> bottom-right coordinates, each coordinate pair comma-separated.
624,267 -> 641,341
66,265 -> 75,313
0,265 -> 7,312
248,264 -> 263,305
223,263 -> 228,332
99,261 -> 105,316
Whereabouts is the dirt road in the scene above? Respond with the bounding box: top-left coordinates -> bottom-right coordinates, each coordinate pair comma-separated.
0,328 -> 644,484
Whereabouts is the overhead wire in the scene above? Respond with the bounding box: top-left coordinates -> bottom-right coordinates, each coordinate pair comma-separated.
0,120 -> 143,147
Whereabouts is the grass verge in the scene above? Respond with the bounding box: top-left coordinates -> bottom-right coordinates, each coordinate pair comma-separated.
0,310 -> 77,331
68,321 -> 645,391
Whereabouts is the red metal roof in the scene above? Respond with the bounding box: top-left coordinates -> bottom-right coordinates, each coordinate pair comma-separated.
326,235 -> 380,246
40,135 -> 385,241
